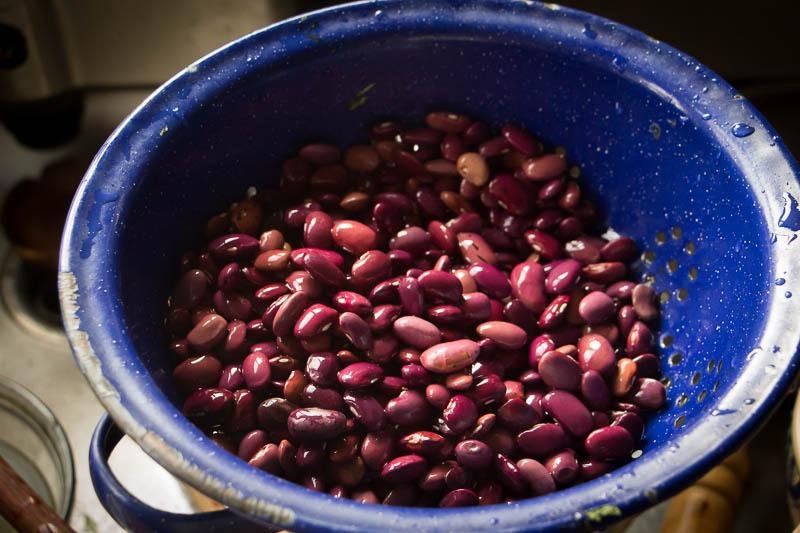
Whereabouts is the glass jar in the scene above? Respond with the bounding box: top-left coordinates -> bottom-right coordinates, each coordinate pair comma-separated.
0,375 -> 74,531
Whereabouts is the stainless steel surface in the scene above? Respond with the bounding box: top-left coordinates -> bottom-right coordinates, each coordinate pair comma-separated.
0,0 -> 297,101
0,90 -> 206,532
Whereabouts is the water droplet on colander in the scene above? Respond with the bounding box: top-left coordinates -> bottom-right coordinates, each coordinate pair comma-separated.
612,55 -> 628,72
731,122 -> 755,137
490,518 -> 499,525
701,86 -> 709,93
778,193 -> 800,231
776,278 -> 786,285
765,364 -> 777,374
785,291 -> 793,298
700,112 -> 712,120
582,23 -> 597,39
743,398 -> 755,405
678,115 -> 689,124
614,102 -> 624,115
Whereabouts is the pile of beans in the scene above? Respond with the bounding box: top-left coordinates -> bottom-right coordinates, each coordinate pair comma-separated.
165,111 -> 665,508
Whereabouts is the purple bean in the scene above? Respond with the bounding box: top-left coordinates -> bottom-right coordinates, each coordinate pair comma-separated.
629,378 -> 666,410
524,229 -> 562,260
626,321 -> 655,356
488,174 -> 531,215
241,352 -> 271,391
173,356 -> 223,392
470,374 -> 507,407
399,431 -> 446,456
495,453 -> 527,496
401,364 -> 431,388
381,455 -> 428,484
303,211 -> 334,249
545,259 -> 581,295
611,412 -> 645,442
476,320 -> 527,350
287,407 -> 346,441
420,340 -> 480,374
338,312 -> 373,350
581,370 -> 611,411
439,488 -> 479,507
457,232 -> 497,265
386,390 -> 430,426
294,303 -> 338,339
393,316 -> 442,349
578,291 -> 615,325
291,248 -> 344,268
497,398 -> 541,431
517,423 -> 568,457
343,391 -> 386,431
632,283 -> 659,321
578,333 -> 616,377
425,384 -> 450,410
426,305 -> 463,326
510,260 -> 547,312
186,313 -> 227,352
442,395 -> 478,434
467,261 -> 511,299
182,388 -> 234,427
538,350 -> 581,392
368,334 -> 399,363
208,233 -> 260,261
537,295 -> 570,330
417,270 -> 463,303
304,353 -> 339,387
601,237 -> 638,262
542,390 -> 593,437
584,426 -> 634,461
301,383 -> 344,410
544,449 -> 578,485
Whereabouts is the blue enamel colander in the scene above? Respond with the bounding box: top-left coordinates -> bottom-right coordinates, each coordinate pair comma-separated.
59,1 -> 800,531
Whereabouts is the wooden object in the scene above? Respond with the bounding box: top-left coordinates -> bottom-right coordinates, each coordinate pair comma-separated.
660,447 -> 750,533
0,455 -> 73,532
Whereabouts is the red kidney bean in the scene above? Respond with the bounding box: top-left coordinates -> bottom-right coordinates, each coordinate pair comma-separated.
287,407 -> 346,442
336,312 -> 371,350
399,431 -> 446,456
386,390 -> 430,427
537,295 -> 570,330
426,304 -> 462,326
299,143 -> 340,164
342,391 -> 385,432
544,449 -> 578,486
367,304 -> 401,331
581,370 -> 611,411
497,398 -> 540,431
467,262 -> 511,299
456,152 -> 490,187
303,353 -> 338,387
441,133 -> 467,162
578,291 -> 615,325
456,232 -> 497,265
629,378 -> 666,410
425,112 -> 471,133
419,339 -> 480,374
601,237 -> 638,262
613,358 -> 638,397
439,488 -> 479,508
401,364 -> 431,388
510,260 -> 547,312
611,412 -> 644,442
522,154 -> 567,181
488,174 -> 531,215
585,426 -> 634,461
182,388 -> 234,427
475,320 -> 526,350
478,136 -> 511,158
301,382 -> 344,410
538,350 -> 581,392
500,124 -> 539,156
293,303 -> 337,339
441,394 -> 478,435
470,374 -> 507,407
381,455 -> 428,484
524,229 -> 561,260
351,250 -> 391,282
423,384 -> 449,410
389,226 -> 431,256
392,316 -> 441,350
173,355 -> 222,392
218,363 -> 245,391
517,458 -> 555,496
303,211 -> 334,249
632,283 -> 659,321
542,391 -> 593,437
208,233 -> 260,261
626,321 -> 654,356
238,429 -> 268,461
248,442 -> 282,474
228,389 -> 257,432
545,259 -> 581,295
606,280 -> 635,301
516,423 -> 568,458
241,351 -> 271,391
578,333 -> 616,377
186,313 -> 227,352
495,453 -> 527,496
459,292 -> 489,323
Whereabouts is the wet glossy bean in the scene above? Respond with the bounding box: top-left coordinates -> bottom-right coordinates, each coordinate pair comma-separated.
538,350 -> 581,392
578,333 -> 616,377
543,391 -> 593,437
420,340 -> 480,374
585,426 -> 634,461
467,262 -> 511,299
544,449 -> 578,485
393,316 -> 442,349
386,390 -> 430,427
294,303 -> 337,339
632,283 -> 659,321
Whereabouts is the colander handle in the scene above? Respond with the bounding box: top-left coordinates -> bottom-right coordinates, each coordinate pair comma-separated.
89,414 -> 258,533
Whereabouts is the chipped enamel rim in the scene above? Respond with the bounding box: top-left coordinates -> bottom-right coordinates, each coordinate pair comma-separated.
59,0 -> 800,531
